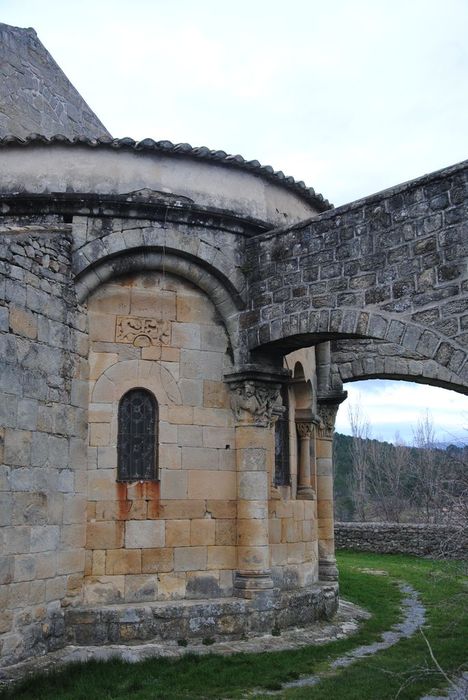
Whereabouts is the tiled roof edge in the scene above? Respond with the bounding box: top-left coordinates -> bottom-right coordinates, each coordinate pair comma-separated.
0,134 -> 333,211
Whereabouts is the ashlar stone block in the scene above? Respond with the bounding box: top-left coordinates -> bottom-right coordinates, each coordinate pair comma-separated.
207,545 -> 236,570
180,348 -> 224,382
86,521 -> 124,550
238,472 -> 268,501
177,425 -> 203,447
125,520 -> 165,549
165,519 -> 190,547
193,407 -> 233,427
30,525 -> 60,553
176,293 -> 215,324
202,427 -> 234,449
13,555 -> 36,582
215,519 -> 236,546
130,289 -> 176,320
171,322 -> 201,349
203,380 -> 230,408
160,470 -> 188,500
4,429 -> 32,467
89,287 -> 130,316
91,550 -> 106,576
83,575 -> 125,604
157,572 -> 186,600
181,446 -> 219,470
190,518 -> 215,546
188,470 -> 236,500
173,546 -> 207,572
9,306 -> 37,339
141,547 -> 173,573
106,549 -> 141,575
124,574 -> 158,602
157,499 -> 206,520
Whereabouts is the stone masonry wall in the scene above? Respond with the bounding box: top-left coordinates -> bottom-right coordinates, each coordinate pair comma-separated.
335,522 -> 467,559
244,160 -> 468,393
0,219 -> 88,665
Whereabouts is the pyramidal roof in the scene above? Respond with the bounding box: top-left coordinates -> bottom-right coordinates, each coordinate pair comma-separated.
0,23 -> 111,139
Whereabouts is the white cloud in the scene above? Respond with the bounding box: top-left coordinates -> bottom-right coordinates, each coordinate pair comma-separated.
336,380 -> 468,445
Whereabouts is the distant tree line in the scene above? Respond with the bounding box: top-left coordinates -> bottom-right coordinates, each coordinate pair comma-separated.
333,412 -> 468,530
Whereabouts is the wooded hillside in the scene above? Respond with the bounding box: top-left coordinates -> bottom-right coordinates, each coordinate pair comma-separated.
333,432 -> 467,524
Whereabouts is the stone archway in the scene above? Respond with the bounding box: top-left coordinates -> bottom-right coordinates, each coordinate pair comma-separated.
330,338 -> 468,394
241,158 -> 468,395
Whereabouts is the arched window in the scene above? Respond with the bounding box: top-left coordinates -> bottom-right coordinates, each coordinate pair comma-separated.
117,388 -> 158,481
274,385 -> 291,486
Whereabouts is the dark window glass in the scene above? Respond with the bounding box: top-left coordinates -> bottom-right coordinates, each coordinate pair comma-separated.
117,388 -> 158,481
274,386 -> 290,486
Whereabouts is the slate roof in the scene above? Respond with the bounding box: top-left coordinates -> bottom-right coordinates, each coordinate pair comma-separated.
0,134 -> 333,211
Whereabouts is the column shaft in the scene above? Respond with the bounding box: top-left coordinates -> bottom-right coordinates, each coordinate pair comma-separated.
296,420 -> 316,500
235,425 -> 272,596
316,393 -> 346,581
226,371 -> 286,598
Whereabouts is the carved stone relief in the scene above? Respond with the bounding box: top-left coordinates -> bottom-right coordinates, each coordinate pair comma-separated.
229,380 -> 282,427
115,316 -> 171,348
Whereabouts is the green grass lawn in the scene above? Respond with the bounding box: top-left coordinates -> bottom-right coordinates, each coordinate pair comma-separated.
2,552 -> 466,700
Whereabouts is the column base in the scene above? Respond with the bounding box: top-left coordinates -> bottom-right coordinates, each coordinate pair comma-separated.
234,572 -> 274,599
297,487 -> 316,500
319,558 -> 339,582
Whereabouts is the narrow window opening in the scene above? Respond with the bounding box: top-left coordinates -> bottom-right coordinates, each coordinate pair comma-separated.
117,387 -> 158,481
274,385 -> 291,486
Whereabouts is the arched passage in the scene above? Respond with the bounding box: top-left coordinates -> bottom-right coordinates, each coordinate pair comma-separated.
330,338 -> 468,395
242,158 -> 468,394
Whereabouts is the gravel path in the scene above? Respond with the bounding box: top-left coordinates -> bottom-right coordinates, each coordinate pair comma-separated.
282,581 -> 426,690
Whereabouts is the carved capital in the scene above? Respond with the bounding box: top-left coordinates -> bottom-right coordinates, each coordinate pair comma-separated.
296,422 -> 313,439
317,405 -> 338,439
317,392 -> 347,439
229,379 -> 281,427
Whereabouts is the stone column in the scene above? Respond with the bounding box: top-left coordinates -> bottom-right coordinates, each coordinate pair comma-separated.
316,393 -> 346,581
295,410 -> 318,500
226,370 -> 284,599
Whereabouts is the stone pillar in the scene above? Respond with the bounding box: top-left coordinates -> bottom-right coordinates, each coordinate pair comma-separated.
295,409 -> 318,500
315,341 -> 331,395
316,393 -> 346,581
226,370 -> 284,599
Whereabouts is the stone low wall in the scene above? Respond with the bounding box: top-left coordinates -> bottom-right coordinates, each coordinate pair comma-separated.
65,583 -> 338,647
335,522 -> 467,559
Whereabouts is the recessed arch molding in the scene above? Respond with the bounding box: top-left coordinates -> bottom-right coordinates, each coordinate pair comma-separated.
75,247 -> 243,355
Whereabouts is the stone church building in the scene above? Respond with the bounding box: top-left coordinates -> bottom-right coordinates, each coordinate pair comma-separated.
1,23 -> 467,667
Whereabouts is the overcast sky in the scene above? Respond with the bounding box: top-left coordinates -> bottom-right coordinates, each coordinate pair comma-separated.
2,0 -> 467,443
